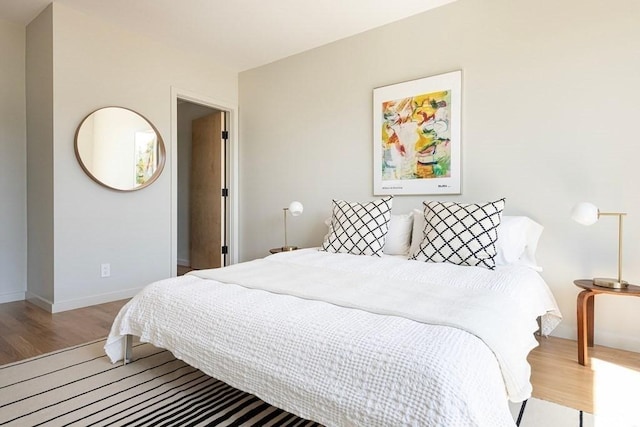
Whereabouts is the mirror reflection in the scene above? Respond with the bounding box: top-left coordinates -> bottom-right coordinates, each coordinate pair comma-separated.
74,107 -> 166,191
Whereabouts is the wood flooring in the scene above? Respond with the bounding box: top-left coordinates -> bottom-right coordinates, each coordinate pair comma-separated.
531,334 -> 640,415
0,299 -> 128,365
1,299 -> 639,417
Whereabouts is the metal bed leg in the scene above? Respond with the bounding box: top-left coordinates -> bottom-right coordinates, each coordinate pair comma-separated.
516,399 -> 527,426
123,334 -> 133,365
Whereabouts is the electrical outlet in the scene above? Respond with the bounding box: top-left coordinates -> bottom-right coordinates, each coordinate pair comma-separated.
101,263 -> 111,278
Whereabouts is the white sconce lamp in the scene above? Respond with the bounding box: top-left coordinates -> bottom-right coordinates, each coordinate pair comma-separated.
571,202 -> 627,289
282,201 -> 303,251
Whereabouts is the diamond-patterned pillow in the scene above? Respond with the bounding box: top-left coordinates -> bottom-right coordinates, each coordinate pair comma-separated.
409,199 -> 505,269
321,197 -> 393,256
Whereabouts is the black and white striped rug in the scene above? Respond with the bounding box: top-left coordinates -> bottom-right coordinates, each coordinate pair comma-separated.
2,340 -> 633,427
0,340 -> 320,426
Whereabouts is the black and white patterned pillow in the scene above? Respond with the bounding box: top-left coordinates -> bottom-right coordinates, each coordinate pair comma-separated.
409,199 -> 505,269
321,197 -> 393,256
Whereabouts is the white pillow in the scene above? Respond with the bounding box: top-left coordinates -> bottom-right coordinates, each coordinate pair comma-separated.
495,216 -> 544,270
410,208 -> 426,256
383,213 -> 414,255
320,197 -> 393,256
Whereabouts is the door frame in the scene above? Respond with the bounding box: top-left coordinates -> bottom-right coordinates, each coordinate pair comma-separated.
170,87 -> 239,276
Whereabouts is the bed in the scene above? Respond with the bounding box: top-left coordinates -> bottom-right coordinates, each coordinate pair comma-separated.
105,199 -> 562,426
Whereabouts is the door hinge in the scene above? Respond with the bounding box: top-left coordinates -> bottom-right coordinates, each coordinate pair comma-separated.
221,245 -> 228,255
221,130 -> 229,140
221,188 -> 229,197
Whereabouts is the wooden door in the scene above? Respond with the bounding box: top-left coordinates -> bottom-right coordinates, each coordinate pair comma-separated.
190,111 -> 226,269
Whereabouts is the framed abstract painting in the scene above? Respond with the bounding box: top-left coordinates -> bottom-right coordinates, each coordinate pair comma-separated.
373,70 -> 461,195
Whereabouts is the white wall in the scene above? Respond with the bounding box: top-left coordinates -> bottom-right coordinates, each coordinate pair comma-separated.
239,0 -> 640,351
0,19 -> 27,303
26,6 -> 54,306
24,3 -> 238,311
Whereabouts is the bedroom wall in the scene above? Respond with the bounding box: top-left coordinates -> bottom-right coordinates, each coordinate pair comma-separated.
239,0 -> 640,351
25,3 -> 238,311
25,7 -> 55,306
0,19 -> 27,303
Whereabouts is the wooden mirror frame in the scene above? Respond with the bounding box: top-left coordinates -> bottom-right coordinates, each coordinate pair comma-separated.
74,106 -> 166,191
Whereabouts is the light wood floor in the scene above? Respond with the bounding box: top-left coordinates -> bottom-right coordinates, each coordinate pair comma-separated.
531,334 -> 640,415
1,299 -> 639,416
0,299 -> 129,365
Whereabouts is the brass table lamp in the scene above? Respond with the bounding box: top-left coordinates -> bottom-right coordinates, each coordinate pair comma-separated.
282,201 -> 303,251
571,202 -> 627,289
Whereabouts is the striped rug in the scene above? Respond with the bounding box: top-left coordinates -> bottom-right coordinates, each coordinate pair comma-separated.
0,340 -> 320,426
3,340 -> 632,427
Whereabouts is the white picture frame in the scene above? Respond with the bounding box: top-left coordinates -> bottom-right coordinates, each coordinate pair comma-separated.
373,70 -> 462,195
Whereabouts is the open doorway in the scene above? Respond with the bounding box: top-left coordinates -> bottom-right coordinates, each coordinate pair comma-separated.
177,100 -> 229,275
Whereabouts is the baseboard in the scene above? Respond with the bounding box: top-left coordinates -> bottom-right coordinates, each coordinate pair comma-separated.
549,323 -> 574,341
50,287 -> 144,313
177,257 -> 190,267
26,292 -> 54,312
0,290 -> 27,304
551,323 -> 640,354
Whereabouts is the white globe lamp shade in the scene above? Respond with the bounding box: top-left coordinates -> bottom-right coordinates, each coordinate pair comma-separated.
571,202 -> 599,226
289,201 -> 304,216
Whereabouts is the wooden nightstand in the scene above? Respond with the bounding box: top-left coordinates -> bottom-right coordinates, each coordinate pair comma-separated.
574,279 -> 640,365
269,247 -> 298,254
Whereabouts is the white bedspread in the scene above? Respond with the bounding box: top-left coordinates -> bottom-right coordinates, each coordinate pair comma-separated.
106,249 -> 561,427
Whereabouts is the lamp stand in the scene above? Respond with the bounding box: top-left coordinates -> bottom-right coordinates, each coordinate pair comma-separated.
593,212 -> 628,289
281,208 -> 297,251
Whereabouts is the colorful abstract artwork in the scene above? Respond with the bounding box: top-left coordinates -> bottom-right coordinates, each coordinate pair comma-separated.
373,71 -> 461,195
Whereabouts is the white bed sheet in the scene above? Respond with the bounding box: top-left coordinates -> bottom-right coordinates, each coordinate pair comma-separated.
106,249 -> 561,427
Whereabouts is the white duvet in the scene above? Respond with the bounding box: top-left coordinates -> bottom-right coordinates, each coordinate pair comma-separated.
106,249 -> 561,427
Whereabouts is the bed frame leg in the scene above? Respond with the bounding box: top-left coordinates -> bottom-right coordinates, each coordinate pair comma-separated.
516,399 -> 527,426
123,334 -> 133,365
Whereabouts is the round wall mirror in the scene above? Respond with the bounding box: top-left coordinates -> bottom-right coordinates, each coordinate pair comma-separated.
74,107 -> 166,191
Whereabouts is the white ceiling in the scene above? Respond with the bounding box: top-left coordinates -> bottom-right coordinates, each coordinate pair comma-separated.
0,0 -> 456,71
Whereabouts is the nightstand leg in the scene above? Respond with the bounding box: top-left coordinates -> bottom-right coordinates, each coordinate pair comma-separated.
577,290 -> 594,365
587,295 -> 594,347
